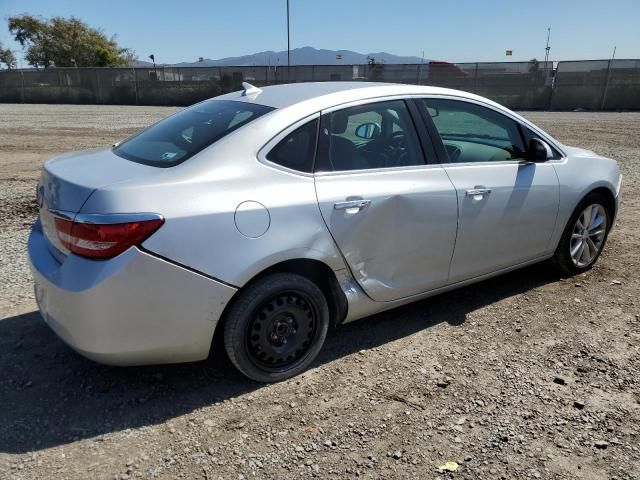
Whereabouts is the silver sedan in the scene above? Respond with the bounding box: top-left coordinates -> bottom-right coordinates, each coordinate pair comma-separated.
29,82 -> 622,382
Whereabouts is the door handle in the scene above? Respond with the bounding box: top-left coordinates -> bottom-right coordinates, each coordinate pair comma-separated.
334,199 -> 371,211
465,188 -> 492,197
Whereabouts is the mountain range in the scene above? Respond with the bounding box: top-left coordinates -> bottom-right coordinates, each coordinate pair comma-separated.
137,47 -> 428,67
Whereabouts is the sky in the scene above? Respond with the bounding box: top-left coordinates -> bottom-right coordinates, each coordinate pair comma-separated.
0,0 -> 638,66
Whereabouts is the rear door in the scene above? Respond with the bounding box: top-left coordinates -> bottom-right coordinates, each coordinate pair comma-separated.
313,98 -> 458,302
416,97 -> 560,282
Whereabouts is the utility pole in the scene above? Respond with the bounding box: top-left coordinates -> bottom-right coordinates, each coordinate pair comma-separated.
286,0 -> 291,82
600,45 -> 617,111
544,27 -> 551,67
149,54 -> 157,80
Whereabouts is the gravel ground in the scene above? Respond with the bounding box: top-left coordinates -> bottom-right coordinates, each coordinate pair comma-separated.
0,105 -> 638,480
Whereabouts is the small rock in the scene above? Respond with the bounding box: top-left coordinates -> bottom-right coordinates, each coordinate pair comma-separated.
573,400 -> 585,410
594,440 -> 609,449
553,376 -> 567,386
610,280 -> 622,285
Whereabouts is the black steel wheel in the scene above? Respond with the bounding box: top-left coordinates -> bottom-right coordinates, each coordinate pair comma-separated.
246,291 -> 319,370
223,273 -> 329,382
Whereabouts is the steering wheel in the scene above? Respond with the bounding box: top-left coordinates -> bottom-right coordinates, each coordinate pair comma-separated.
382,131 -> 409,167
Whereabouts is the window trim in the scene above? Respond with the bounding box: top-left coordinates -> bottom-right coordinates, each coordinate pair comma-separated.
313,96 -> 432,175
257,112 -> 321,177
410,94 -> 567,165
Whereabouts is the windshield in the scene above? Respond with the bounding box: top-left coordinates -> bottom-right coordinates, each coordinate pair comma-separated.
113,100 -> 274,167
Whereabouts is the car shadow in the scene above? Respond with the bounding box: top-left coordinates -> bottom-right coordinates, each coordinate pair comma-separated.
0,263 -> 559,454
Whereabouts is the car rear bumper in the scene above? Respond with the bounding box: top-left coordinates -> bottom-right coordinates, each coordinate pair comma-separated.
28,220 -> 237,366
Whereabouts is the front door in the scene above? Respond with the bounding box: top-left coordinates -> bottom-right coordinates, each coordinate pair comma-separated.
313,99 -> 458,302
417,97 -> 560,282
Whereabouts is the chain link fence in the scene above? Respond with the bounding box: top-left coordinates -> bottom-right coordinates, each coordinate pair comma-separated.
0,60 -> 638,110
550,59 -> 640,110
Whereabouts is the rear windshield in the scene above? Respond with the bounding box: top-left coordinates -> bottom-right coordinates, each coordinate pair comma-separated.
113,100 -> 274,167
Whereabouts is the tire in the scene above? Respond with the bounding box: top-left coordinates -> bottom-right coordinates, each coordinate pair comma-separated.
223,273 -> 329,382
553,192 -> 612,275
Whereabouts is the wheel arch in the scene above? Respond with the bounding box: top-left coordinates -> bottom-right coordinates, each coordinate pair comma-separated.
210,259 -> 349,358
250,258 -> 349,328
552,183 -> 617,254
586,185 -> 617,220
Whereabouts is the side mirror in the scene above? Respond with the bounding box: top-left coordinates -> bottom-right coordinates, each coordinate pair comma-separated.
529,138 -> 553,162
426,105 -> 439,118
355,122 -> 381,140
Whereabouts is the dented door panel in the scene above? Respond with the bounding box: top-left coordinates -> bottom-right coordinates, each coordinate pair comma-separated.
314,166 -> 458,302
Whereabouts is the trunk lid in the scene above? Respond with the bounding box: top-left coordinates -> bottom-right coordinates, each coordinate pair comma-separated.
38,147 -> 159,259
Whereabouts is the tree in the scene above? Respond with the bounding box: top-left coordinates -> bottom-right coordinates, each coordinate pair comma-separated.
0,42 -> 17,69
8,14 -> 135,69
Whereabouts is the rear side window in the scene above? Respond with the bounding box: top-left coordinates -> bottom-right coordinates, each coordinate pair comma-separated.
315,100 -> 425,172
266,119 -> 318,173
114,100 -> 273,167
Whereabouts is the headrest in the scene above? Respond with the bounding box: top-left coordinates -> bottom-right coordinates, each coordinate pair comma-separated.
330,111 -> 349,134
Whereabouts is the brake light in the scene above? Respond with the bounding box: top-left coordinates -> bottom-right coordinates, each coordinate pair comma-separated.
54,216 -> 164,259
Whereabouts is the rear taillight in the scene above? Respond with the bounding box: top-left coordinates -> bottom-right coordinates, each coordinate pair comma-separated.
54,216 -> 164,259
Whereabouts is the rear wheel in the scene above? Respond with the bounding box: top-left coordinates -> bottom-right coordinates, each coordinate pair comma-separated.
223,273 -> 329,382
553,192 -> 612,275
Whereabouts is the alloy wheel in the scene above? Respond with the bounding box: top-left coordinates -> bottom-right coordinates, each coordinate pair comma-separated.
569,203 -> 607,267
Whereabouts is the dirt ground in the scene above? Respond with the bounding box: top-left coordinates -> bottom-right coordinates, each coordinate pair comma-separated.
0,104 -> 638,480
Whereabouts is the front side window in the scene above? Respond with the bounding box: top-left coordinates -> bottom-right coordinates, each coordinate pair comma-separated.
114,100 -> 273,167
266,119 -> 318,173
420,98 -> 526,163
315,100 -> 424,172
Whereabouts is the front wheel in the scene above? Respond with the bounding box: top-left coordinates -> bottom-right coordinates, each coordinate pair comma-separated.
223,273 -> 329,382
553,192 -> 612,275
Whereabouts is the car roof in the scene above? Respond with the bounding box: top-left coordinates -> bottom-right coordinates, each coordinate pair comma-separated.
213,81 -> 501,111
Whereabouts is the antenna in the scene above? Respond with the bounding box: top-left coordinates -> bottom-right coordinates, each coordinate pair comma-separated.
241,82 -> 262,96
